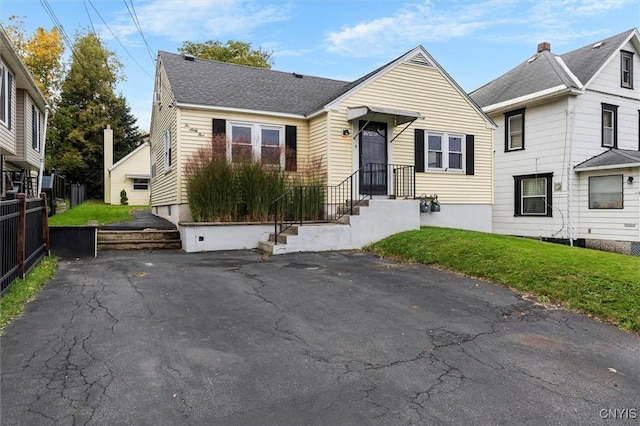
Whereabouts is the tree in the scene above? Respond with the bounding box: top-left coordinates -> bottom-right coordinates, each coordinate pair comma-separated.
3,16 -> 65,101
178,40 -> 273,68
47,32 -> 142,199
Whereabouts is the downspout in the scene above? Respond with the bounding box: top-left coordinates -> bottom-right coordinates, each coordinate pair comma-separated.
37,105 -> 50,195
567,104 -> 575,246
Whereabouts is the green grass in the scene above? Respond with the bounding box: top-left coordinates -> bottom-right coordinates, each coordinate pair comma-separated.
367,227 -> 640,333
48,200 -> 148,226
1,256 -> 58,332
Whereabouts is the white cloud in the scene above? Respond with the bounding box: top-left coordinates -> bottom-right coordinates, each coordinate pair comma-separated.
325,0 -> 635,57
111,0 -> 291,42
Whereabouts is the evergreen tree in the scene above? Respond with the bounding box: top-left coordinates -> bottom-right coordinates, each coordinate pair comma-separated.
47,32 -> 142,199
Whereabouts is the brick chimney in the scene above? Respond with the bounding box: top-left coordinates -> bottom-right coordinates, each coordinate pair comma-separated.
537,42 -> 551,53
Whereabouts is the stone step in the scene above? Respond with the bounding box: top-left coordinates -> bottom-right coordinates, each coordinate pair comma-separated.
97,230 -> 181,250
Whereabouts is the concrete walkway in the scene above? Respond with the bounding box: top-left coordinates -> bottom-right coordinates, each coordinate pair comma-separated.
1,250 -> 638,424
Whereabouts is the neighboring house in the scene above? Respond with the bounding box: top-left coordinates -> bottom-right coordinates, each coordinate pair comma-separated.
103,125 -> 150,205
0,25 -> 48,199
149,46 -> 495,238
471,28 -> 640,254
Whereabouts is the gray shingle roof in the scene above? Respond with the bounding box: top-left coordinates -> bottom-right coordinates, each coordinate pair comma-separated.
470,29 -> 638,109
159,51 -> 349,115
575,149 -> 640,170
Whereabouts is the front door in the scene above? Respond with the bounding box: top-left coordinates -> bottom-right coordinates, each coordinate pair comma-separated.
359,121 -> 388,195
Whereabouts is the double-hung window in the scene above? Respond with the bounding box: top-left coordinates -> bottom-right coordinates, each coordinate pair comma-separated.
0,61 -> 9,127
621,50 -> 634,89
164,128 -> 172,172
426,132 -> 464,171
601,103 -> 618,148
133,178 -> 149,191
514,173 -> 553,216
504,108 -> 525,151
229,122 -> 284,167
32,105 -> 41,151
589,175 -> 623,209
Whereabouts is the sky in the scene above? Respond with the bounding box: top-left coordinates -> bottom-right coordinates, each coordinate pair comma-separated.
3,0 -> 639,132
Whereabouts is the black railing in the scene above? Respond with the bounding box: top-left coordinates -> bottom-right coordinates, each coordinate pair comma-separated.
271,163 -> 415,243
0,193 -> 49,295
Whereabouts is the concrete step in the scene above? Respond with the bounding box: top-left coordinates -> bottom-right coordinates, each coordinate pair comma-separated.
98,230 -> 181,250
258,240 -> 275,254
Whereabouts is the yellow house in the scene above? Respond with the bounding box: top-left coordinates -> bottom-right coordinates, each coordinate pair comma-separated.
149,46 -> 495,251
103,126 -> 150,206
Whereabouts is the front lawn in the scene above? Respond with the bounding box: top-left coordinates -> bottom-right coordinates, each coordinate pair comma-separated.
48,200 -> 148,226
367,227 -> 640,333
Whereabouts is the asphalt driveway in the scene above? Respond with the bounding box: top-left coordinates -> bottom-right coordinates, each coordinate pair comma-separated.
1,250 -> 638,425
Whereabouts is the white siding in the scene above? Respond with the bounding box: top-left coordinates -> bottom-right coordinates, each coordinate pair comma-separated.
491,98 -> 572,238
576,168 -> 639,241
109,143 -> 151,206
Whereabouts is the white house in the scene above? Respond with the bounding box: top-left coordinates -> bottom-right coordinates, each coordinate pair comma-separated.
471,28 -> 640,255
103,125 -> 150,205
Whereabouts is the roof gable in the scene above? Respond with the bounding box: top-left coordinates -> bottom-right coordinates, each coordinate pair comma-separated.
109,142 -> 149,172
471,28 -> 639,110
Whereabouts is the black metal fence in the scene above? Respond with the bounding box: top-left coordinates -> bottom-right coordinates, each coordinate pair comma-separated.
0,193 -> 49,295
272,163 -> 415,241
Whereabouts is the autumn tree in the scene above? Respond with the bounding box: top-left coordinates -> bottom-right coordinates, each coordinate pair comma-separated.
3,16 -> 64,100
178,40 -> 273,68
48,32 -> 142,198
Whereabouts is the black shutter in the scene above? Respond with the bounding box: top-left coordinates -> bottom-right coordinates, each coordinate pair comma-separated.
213,118 -> 226,135
7,73 -> 12,130
514,176 -> 521,216
465,134 -> 475,175
414,129 -> 424,172
212,118 -> 226,155
285,125 -> 297,171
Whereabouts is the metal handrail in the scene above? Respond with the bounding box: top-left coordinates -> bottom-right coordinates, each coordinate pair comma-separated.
271,163 -> 415,244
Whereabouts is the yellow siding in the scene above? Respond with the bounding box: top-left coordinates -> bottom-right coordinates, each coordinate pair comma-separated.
149,61 -> 178,206
308,113 -> 329,180
330,62 -> 493,204
109,144 -> 151,205
175,109 -> 310,204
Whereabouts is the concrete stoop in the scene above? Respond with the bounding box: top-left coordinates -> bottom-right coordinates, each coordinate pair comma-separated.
98,229 -> 182,250
259,198 -> 420,255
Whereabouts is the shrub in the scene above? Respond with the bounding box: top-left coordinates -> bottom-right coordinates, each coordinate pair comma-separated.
120,189 -> 128,205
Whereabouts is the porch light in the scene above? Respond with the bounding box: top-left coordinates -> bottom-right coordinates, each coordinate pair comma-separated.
342,129 -> 350,137
628,176 -> 634,184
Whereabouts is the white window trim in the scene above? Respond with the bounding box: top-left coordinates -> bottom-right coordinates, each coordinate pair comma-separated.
132,178 -> 150,191
164,128 -> 171,172
508,114 -> 523,150
150,146 -> 157,178
621,51 -> 633,89
0,61 -> 9,127
425,131 -> 465,173
227,121 -> 285,167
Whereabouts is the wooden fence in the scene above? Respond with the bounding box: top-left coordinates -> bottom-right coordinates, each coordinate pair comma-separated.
0,193 -> 49,295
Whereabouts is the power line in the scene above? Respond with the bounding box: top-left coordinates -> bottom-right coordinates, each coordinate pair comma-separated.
124,0 -> 156,67
83,0 -> 97,36
87,0 -> 154,80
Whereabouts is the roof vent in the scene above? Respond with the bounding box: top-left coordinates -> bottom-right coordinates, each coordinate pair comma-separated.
409,52 -> 432,67
537,42 -> 551,53
527,55 -> 537,63
592,41 -> 603,49
183,54 -> 195,61
292,72 -> 303,78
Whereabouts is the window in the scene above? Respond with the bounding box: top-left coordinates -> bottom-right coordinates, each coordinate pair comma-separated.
0,61 -> 9,127
504,108 -> 525,151
426,132 -> 464,171
150,146 -> 157,178
621,51 -> 634,89
32,105 -> 41,151
601,103 -> 618,148
228,122 -> 284,166
514,173 -> 553,216
589,175 -> 623,209
164,128 -> 171,172
133,178 -> 149,191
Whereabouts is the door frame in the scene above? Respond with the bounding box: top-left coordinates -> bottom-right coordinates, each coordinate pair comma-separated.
352,119 -> 393,197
